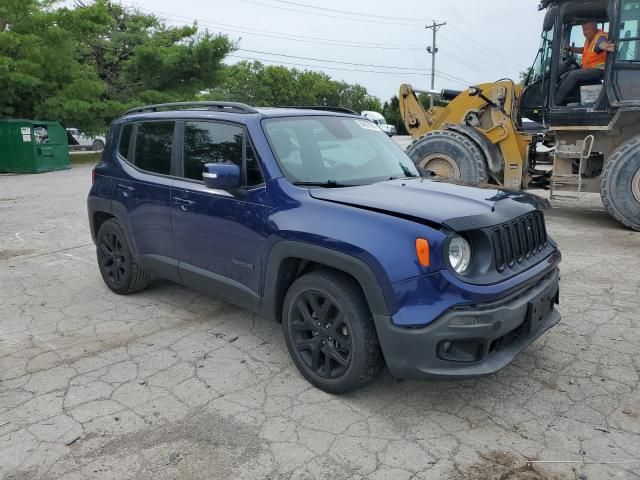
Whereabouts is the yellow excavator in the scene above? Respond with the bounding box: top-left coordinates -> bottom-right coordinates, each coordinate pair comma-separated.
399,0 -> 640,231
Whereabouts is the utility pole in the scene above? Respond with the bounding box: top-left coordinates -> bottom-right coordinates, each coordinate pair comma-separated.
426,21 -> 446,108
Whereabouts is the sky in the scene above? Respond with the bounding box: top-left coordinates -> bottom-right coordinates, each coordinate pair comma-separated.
113,0 -> 548,101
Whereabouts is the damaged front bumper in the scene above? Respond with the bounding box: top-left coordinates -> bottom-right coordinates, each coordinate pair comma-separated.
373,268 -> 561,380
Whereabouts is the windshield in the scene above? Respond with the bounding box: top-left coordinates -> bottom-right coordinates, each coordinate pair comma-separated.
263,116 -> 419,185
529,25 -> 555,84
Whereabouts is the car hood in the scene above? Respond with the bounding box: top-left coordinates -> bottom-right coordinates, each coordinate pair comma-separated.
309,178 -> 549,231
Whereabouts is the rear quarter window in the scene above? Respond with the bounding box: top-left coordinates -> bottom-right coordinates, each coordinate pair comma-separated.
118,124 -> 133,160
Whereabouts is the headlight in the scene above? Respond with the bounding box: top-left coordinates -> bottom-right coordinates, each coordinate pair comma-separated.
448,236 -> 472,273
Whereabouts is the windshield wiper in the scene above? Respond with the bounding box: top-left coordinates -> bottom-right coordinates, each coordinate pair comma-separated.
292,180 -> 355,188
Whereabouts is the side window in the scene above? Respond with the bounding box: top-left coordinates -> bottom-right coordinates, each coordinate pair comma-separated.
619,0 -> 640,61
118,124 -> 133,160
183,122 -> 264,186
133,122 -> 174,176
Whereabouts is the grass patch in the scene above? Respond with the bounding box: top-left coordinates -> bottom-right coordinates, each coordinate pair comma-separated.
70,152 -> 102,164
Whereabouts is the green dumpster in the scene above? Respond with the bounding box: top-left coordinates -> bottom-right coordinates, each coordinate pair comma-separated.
0,120 -> 70,173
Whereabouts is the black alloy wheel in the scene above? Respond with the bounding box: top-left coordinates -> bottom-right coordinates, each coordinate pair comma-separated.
96,219 -> 151,294
282,270 -> 384,394
98,230 -> 127,288
289,290 -> 353,379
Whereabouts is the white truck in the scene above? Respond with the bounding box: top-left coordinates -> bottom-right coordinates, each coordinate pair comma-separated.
361,111 -> 396,137
66,128 -> 106,151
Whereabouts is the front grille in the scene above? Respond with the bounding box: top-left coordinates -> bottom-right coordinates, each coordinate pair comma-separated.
491,211 -> 548,272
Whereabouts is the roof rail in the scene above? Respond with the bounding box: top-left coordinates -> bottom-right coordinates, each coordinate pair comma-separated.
124,101 -> 258,116
279,105 -> 358,115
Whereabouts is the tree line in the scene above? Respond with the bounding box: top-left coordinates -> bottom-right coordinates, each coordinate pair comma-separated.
1,0 -> 418,134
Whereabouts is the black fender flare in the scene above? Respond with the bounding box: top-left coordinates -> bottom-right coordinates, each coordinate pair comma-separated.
444,123 -> 504,175
261,241 -> 391,321
87,196 -> 140,258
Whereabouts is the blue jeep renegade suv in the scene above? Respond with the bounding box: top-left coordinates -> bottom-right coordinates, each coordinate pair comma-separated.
88,101 -> 561,393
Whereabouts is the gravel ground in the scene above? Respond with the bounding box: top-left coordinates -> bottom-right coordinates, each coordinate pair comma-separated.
1,165 -> 639,480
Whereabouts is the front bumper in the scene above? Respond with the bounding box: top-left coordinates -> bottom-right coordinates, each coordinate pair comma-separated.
373,267 -> 560,380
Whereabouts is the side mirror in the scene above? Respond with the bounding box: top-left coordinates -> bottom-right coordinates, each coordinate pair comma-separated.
203,162 -> 241,190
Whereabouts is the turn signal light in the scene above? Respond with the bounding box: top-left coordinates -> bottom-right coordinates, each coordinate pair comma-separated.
415,238 -> 430,267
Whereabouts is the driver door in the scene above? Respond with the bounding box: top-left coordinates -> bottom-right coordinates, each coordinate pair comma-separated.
521,19 -> 556,124
608,0 -> 640,105
171,120 -> 268,304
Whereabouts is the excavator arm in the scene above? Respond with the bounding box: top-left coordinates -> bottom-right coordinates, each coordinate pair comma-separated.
399,82 -> 533,189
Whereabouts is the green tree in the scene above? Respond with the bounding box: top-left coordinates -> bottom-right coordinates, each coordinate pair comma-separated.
1,0 -> 234,133
206,61 -> 382,112
381,96 -> 407,135
0,0 -> 79,120
519,68 -> 533,86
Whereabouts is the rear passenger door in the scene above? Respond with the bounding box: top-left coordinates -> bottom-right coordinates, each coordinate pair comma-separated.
171,120 -> 268,307
114,121 -> 179,281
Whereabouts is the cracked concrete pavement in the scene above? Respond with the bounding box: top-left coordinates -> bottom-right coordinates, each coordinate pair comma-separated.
1,165 -> 639,479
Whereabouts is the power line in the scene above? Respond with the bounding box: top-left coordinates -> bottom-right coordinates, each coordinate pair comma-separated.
439,50 -> 497,77
434,74 -> 470,89
133,6 -> 426,50
267,0 -> 430,23
119,3 -> 476,90
443,25 -> 523,70
232,0 -> 427,26
438,31 -> 521,73
237,48 -> 430,71
227,54 -> 472,88
227,54 -> 427,76
123,1 -> 523,81
435,70 -> 473,86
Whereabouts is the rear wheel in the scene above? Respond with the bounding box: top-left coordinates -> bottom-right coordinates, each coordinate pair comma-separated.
406,129 -> 488,182
282,270 -> 384,394
92,140 -> 104,151
96,219 -> 151,294
601,136 -> 640,231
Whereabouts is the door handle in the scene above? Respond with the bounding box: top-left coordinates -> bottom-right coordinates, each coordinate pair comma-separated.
116,184 -> 135,196
174,198 -> 195,206
173,197 -> 195,211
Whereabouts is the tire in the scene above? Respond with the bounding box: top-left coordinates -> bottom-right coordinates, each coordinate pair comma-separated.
96,219 -> 151,294
601,136 -> 640,231
92,140 -> 104,151
406,129 -> 489,183
282,270 -> 384,394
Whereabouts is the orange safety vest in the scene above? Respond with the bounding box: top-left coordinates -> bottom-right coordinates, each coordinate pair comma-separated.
582,30 -> 608,69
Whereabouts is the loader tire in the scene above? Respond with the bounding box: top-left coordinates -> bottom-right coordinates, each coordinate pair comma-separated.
601,136 -> 640,231
406,130 -> 489,183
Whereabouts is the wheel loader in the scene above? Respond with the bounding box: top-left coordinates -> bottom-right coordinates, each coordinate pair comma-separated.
399,0 -> 640,231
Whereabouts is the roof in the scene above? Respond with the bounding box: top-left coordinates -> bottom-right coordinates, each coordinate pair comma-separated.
539,0 -> 587,9
119,106 -> 360,123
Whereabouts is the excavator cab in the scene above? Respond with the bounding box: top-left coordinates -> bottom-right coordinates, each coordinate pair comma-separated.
399,0 -> 640,231
521,0 -> 640,126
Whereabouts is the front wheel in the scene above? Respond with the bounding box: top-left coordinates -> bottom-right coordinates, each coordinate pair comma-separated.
406,129 -> 488,182
282,270 -> 384,394
601,136 -> 640,231
92,140 -> 104,151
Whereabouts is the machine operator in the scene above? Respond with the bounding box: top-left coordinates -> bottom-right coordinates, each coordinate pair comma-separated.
555,21 -> 616,105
